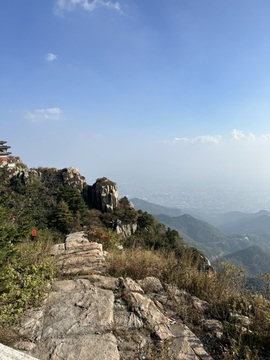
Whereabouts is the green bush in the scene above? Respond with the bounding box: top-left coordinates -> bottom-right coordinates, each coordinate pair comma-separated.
0,237 -> 55,327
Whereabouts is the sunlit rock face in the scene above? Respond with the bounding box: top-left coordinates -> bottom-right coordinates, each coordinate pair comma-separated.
61,167 -> 87,192
89,177 -> 119,212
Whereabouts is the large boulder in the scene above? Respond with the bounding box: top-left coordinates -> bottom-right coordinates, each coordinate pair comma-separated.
88,177 -> 119,212
50,232 -> 106,276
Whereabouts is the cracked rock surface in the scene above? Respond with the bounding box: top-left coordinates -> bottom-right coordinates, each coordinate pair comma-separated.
13,232 -> 214,360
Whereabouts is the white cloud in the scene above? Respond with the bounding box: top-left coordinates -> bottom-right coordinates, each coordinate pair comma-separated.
231,129 -> 270,142
231,129 -> 256,141
55,0 -> 123,13
164,130 -> 270,146
164,135 -> 222,145
160,129 -> 270,191
45,53 -> 58,62
25,108 -> 63,122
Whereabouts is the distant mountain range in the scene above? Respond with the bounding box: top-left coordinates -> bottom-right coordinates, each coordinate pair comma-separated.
130,197 -> 270,291
216,210 -> 270,234
130,198 -> 270,275
155,213 -> 228,259
221,245 -> 270,278
130,198 -> 183,217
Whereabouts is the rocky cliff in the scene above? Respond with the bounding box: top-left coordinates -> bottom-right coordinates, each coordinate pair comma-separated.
6,162 -> 119,213
11,232 -> 219,360
88,177 -> 119,212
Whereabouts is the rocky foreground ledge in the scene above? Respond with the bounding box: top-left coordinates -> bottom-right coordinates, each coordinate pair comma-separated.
5,232 -> 217,360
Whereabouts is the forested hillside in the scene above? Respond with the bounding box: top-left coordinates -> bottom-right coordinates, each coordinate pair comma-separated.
0,160 -> 185,327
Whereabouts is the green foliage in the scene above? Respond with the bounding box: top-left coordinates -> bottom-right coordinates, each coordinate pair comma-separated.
0,166 -> 90,236
95,177 -> 116,187
0,234 -> 55,327
113,196 -> 138,224
136,210 -> 155,228
125,210 -> 184,251
51,200 -> 75,233
100,196 -> 138,227
58,185 -> 89,216
0,205 -> 25,269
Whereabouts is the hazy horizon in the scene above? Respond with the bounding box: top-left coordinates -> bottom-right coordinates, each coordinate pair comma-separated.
2,0 -> 270,205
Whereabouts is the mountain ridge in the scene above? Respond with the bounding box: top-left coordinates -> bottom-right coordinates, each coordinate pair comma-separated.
131,197 -> 270,260
222,245 -> 270,278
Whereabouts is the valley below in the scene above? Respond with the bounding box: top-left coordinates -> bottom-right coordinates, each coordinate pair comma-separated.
131,197 -> 270,286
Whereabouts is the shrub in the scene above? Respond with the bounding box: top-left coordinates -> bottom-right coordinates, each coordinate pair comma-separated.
0,235 -> 56,328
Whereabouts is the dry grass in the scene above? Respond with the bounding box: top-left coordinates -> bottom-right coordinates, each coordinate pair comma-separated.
107,248 -> 244,317
0,327 -> 19,346
107,248 -> 177,281
107,247 -> 270,359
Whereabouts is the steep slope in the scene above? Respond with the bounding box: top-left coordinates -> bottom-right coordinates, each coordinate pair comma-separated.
222,245 -> 270,277
130,197 -> 213,222
130,197 -> 182,217
155,214 -> 229,258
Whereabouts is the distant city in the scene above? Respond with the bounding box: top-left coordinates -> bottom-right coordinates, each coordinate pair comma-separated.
118,182 -> 270,214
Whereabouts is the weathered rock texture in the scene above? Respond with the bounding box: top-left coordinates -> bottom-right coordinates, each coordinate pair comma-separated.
88,177 -> 119,212
50,232 -> 106,276
13,232 -> 215,360
116,223 -> 137,237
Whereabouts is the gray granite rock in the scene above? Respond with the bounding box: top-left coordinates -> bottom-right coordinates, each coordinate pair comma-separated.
13,232 -> 214,360
0,343 -> 39,360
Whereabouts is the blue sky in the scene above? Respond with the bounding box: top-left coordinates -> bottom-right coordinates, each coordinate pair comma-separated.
1,0 -> 270,194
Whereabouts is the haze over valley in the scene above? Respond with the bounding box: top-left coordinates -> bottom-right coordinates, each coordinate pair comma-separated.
131,196 -> 270,285
121,183 -> 270,215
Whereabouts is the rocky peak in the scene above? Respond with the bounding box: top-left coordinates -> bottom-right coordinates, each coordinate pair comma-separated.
61,167 -> 87,192
89,177 -> 119,212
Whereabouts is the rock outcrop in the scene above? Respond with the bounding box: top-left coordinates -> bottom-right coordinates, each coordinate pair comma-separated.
11,232 -> 216,360
5,163 -> 119,213
88,177 -> 119,212
6,164 -> 87,192
116,223 -> 137,237
50,232 -> 106,276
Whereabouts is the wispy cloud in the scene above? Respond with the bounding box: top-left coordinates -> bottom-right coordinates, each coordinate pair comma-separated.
164,130 -> 270,146
25,108 -> 63,122
231,129 -> 255,141
55,0 -> 123,14
231,129 -> 270,142
164,135 -> 222,145
45,53 -> 58,62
